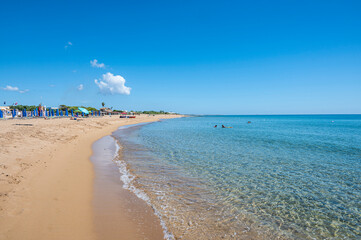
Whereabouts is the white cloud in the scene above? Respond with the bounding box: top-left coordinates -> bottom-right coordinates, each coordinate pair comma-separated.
3,85 -> 19,91
77,84 -> 84,91
94,72 -> 131,95
65,41 -> 73,49
2,85 -> 29,93
90,59 -> 105,68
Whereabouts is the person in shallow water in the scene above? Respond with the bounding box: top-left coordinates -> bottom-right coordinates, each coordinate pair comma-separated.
222,125 -> 232,128
214,125 -> 217,128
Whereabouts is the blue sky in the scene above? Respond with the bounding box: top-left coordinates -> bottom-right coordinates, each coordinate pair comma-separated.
0,0 -> 360,114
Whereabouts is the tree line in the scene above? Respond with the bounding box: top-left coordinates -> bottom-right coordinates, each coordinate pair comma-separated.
9,105 -> 99,112
8,105 -> 177,115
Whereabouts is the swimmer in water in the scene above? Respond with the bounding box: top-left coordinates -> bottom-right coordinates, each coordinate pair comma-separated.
222,125 -> 232,128
214,125 -> 217,128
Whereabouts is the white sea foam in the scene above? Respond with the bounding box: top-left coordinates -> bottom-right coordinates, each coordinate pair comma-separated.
113,138 -> 120,159
112,139 -> 174,240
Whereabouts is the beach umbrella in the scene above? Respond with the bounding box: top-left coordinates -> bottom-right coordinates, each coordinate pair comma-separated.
52,109 -> 54,116
23,109 -> 27,117
0,110 -> 3,118
60,110 -> 63,116
65,109 -> 68,116
56,109 -> 59,116
71,109 -> 74,116
12,109 -> 16,118
91,110 -> 93,116
78,107 -> 89,115
40,110 -> 43,117
98,110 -> 100,116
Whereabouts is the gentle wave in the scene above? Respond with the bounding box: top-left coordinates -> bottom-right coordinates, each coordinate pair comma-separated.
111,136 -> 175,240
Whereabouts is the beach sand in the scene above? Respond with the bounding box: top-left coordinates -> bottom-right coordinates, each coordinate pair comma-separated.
0,114 -> 182,240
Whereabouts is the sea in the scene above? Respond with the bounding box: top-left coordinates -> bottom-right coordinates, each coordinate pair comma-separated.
111,115 -> 361,239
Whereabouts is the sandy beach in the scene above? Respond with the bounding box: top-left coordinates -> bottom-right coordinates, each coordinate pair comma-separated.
0,114 -> 182,240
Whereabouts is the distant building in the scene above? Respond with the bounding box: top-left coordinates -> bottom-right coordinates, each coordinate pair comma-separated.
100,107 -> 112,113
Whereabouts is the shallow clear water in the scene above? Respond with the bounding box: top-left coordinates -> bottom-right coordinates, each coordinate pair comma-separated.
113,115 -> 361,239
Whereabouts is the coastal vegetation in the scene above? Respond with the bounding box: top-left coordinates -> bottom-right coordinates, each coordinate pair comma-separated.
9,104 -> 99,112
133,110 -> 174,115
9,105 -> 38,111
8,105 -> 177,115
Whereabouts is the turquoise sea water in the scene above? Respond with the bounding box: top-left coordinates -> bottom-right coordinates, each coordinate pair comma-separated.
113,115 -> 361,239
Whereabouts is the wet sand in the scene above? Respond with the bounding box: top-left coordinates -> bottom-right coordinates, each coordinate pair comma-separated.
0,114 -> 182,240
91,135 -> 164,239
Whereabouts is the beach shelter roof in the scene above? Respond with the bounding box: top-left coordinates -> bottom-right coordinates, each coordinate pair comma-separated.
78,107 -> 89,115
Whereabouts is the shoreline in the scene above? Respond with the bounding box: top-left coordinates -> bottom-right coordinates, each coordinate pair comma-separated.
0,115 -> 183,240
91,135 -> 165,239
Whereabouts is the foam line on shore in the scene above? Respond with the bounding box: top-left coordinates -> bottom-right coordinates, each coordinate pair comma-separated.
111,135 -> 175,240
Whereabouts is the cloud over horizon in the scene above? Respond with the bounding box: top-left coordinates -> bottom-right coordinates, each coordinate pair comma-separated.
94,72 -> 131,95
90,59 -> 105,68
2,85 -> 29,93
77,84 -> 84,91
